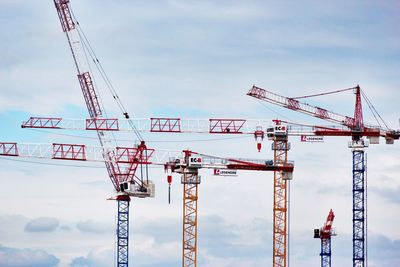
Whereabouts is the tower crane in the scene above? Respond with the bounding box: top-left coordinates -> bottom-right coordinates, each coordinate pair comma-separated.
0,141 -> 294,267
29,1 -> 296,264
21,116 -> 295,267
247,85 -> 400,267
314,209 -> 336,267
53,0 -> 154,266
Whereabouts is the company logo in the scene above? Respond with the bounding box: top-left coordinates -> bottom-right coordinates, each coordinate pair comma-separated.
300,135 -> 324,142
190,157 -> 202,163
213,169 -> 238,176
275,125 -> 287,131
188,156 -> 203,167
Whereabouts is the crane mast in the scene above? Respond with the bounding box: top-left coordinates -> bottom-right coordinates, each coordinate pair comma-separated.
180,150 -> 200,267
269,121 -> 291,267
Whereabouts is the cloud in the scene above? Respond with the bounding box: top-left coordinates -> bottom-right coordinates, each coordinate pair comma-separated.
70,246 -> 113,267
60,225 -> 72,231
25,217 -> 59,233
135,217 -> 181,244
370,185 -> 400,204
76,220 -> 112,233
368,233 -> 400,265
199,215 -> 272,260
0,245 -> 59,267
134,214 -> 272,265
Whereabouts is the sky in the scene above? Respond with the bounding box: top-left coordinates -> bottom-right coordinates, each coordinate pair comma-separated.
0,0 -> 399,266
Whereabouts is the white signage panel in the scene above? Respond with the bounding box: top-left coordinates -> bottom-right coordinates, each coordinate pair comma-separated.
213,169 -> 238,176
188,156 -> 203,167
300,135 -> 324,142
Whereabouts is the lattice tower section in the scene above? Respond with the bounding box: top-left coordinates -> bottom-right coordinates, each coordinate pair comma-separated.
182,171 -> 200,267
272,137 -> 289,267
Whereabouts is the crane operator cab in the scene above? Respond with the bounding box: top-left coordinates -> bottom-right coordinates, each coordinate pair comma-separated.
119,180 -> 155,198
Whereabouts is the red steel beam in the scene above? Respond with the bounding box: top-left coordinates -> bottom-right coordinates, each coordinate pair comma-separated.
150,118 -> 181,133
52,143 -> 86,161
209,119 -> 246,133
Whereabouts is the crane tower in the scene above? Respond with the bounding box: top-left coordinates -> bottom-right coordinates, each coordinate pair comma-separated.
314,209 -> 336,267
247,84 -> 399,267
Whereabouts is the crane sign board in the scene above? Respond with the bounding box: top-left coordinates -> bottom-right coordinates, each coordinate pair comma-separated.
301,135 -> 324,142
188,156 -> 203,167
274,125 -> 287,134
213,169 -> 238,176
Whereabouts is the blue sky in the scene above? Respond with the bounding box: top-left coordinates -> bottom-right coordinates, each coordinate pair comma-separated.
0,1 -> 399,266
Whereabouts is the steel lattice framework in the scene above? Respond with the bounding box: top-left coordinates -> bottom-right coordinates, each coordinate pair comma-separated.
117,196 -> 130,267
182,172 -> 200,267
320,238 -> 332,267
53,1 -> 153,265
352,145 -> 366,267
272,136 -> 290,267
247,84 -> 399,266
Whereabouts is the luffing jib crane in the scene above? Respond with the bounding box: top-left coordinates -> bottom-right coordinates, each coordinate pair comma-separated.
247,84 -> 399,267
314,209 -> 336,267
53,1 -> 153,266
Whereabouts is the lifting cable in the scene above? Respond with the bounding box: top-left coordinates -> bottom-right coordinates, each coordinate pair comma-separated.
69,18 -> 119,149
70,10 -> 144,142
256,99 -> 293,122
290,86 -> 391,131
291,86 -> 357,100
360,89 -> 389,130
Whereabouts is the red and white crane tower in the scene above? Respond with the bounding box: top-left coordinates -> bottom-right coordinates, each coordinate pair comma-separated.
247,84 -> 400,267
314,209 -> 336,267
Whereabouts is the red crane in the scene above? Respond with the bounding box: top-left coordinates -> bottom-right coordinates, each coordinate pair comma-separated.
247,85 -> 399,267
314,209 -> 336,267
53,1 -> 154,265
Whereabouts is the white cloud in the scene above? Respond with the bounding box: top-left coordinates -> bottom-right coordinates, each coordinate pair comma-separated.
25,217 -> 59,233
76,220 -> 112,234
0,245 -> 59,267
70,247 -> 113,267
